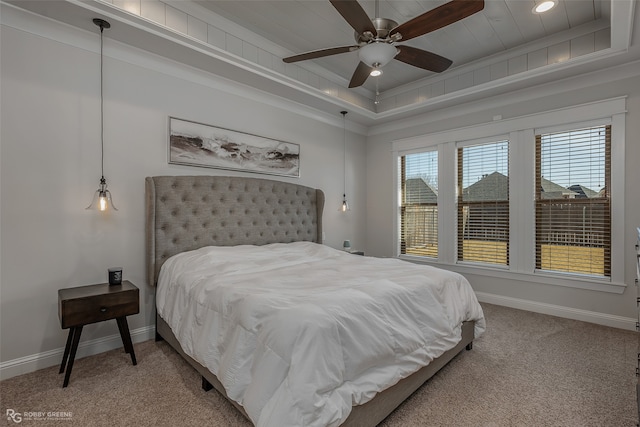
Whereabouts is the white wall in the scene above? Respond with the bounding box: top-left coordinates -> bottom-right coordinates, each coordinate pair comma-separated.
365,63 -> 640,325
0,9 -> 366,376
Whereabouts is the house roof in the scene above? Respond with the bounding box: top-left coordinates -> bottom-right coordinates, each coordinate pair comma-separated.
461,172 -> 582,201
405,178 -> 437,204
407,170 -> 596,203
567,184 -> 599,198
540,178 -> 578,199
463,172 -> 508,202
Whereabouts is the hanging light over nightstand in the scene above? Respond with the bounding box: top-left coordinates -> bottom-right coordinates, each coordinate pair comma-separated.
86,18 -> 117,212
339,111 -> 350,212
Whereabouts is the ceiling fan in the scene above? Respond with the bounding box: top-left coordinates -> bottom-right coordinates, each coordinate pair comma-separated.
283,0 -> 485,88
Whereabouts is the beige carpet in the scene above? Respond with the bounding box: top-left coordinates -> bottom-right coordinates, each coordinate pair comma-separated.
1,303 -> 637,426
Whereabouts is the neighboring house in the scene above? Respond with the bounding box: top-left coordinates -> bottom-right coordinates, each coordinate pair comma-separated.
568,184 -> 600,198
404,177 -> 438,204
460,172 -> 509,242
541,178 -> 579,199
402,178 -> 438,250
461,172 -> 586,200
410,172 -> 599,245
463,172 -> 508,201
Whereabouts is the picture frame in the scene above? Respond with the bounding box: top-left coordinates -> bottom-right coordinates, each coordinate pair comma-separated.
168,117 -> 300,178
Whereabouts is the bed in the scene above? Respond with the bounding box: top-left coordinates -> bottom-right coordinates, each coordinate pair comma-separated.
146,175 -> 485,427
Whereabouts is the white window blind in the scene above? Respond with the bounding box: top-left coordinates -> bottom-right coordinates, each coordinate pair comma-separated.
535,125 -> 611,277
399,151 -> 438,258
457,140 -> 509,265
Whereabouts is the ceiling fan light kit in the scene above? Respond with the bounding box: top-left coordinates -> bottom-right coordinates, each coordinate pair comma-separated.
282,0 -> 485,88
358,42 -> 398,69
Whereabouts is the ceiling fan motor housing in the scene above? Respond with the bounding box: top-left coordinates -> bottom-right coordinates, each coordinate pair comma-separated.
355,17 -> 399,43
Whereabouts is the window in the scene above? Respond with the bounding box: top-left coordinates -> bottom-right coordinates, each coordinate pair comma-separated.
399,151 -> 438,258
457,140 -> 509,265
535,125 -> 611,277
392,97 -> 625,292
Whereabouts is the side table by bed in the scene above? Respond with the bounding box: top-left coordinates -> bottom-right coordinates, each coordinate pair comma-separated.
58,280 -> 139,387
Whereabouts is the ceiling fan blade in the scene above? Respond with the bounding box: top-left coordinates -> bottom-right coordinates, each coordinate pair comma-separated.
395,45 -> 453,73
348,61 -> 373,88
283,45 -> 359,63
330,0 -> 377,38
390,0 -> 484,42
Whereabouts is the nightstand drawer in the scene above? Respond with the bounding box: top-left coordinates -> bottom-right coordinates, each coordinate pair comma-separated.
59,281 -> 139,329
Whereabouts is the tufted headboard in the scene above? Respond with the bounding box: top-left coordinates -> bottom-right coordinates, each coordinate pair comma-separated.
145,175 -> 325,286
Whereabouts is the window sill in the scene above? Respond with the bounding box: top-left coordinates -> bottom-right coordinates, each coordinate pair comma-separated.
398,255 -> 627,294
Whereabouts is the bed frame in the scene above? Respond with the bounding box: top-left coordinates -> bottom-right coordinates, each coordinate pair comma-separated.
146,175 -> 475,426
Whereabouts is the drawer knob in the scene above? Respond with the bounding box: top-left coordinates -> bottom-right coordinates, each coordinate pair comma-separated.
100,307 -> 107,313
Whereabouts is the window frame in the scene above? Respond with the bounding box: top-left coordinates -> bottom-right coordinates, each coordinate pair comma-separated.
534,124 -> 611,278
456,138 -> 510,267
392,97 -> 626,294
398,149 -> 440,259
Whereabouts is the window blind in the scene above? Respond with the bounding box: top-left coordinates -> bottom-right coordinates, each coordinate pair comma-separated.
399,151 -> 438,258
457,140 -> 509,265
535,125 -> 611,277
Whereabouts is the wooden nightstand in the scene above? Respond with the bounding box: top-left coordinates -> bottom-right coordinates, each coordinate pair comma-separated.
58,280 -> 139,387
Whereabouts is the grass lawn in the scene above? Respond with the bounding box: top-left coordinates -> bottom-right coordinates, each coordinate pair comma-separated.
405,240 -> 605,276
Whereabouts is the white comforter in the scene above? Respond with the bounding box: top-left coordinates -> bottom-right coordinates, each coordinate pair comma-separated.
157,242 -> 485,427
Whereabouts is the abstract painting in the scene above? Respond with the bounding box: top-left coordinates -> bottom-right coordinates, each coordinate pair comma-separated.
169,117 -> 300,177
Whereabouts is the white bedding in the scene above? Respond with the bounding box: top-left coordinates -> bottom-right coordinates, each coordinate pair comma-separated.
157,242 -> 485,427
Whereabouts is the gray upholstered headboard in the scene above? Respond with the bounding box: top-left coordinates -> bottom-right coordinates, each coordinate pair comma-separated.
145,175 -> 324,286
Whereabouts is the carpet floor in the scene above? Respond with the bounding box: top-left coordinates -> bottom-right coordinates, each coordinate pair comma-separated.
1,303 -> 637,426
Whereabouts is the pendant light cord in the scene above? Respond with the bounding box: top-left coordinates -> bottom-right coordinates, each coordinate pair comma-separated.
99,23 -> 105,181
341,111 -> 347,196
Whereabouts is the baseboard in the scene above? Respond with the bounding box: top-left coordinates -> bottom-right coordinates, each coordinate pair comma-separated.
0,325 -> 156,381
476,291 -> 636,331
2,296 -> 634,381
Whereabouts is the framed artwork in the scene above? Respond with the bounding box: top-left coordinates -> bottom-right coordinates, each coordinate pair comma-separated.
168,117 -> 300,177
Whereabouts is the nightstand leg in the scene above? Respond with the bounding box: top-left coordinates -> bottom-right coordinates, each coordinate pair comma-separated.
59,328 -> 75,374
62,325 -> 83,388
116,316 -> 137,366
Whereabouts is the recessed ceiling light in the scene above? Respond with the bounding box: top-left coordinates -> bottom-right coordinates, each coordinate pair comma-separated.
532,0 -> 557,14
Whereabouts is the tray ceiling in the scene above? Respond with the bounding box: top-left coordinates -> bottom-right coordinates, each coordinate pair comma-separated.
3,0 -> 638,125
195,0 -> 607,92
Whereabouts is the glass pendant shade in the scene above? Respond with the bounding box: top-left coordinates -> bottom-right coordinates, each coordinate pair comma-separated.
86,177 -> 117,211
340,194 -> 350,212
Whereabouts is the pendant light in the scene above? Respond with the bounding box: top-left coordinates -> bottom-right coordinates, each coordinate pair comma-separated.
86,18 -> 117,212
339,111 -> 350,212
